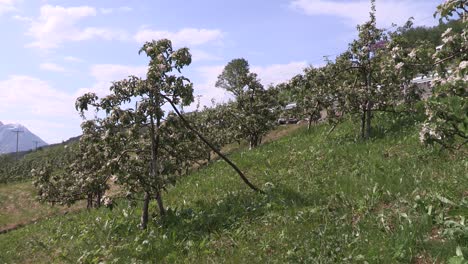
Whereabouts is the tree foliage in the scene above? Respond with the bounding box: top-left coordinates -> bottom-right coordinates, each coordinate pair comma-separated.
286,0 -> 428,139
397,18 -> 465,49
20,0 -> 466,240
32,120 -> 116,208
75,39 -> 194,228
216,58 -> 279,148
419,1 -> 467,149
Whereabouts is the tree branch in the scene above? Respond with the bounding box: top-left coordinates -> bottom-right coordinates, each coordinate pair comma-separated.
161,94 -> 263,193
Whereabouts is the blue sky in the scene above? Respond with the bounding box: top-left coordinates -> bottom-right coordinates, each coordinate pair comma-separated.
0,0 -> 442,143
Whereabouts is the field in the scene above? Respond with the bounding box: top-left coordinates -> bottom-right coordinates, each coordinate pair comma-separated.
0,117 -> 467,263
0,182 -> 84,234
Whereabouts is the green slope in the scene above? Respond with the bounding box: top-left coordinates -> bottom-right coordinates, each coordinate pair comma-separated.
0,117 -> 467,263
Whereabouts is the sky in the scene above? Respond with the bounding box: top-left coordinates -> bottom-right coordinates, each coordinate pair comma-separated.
0,0 -> 442,144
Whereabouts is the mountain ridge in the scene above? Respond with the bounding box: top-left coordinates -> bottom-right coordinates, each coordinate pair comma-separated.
0,121 -> 48,154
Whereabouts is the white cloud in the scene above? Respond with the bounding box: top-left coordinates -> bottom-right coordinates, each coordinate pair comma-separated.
196,65 -> 225,84
191,49 -> 223,62
134,28 -> 224,46
190,61 -> 306,109
0,75 -> 74,117
0,75 -> 82,143
0,0 -> 17,15
1,119 -> 71,144
72,64 -> 149,120
197,61 -> 306,89
119,6 -> 133,12
90,64 -> 147,82
0,61 -> 306,142
191,65 -> 232,108
100,8 -> 113,15
12,15 -> 32,22
75,64 -> 148,98
100,6 -> 133,14
290,0 -> 437,27
252,61 -> 307,86
40,62 -> 67,72
64,56 -> 83,63
0,64 -> 150,143
24,5 -> 128,50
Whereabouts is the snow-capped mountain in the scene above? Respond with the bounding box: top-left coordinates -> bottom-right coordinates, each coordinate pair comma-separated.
0,121 -> 48,154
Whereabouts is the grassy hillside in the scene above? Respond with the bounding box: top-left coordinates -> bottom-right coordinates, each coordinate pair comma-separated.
0,117 -> 467,263
0,182 -> 85,233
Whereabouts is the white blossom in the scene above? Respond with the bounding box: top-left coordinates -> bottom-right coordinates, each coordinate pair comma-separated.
442,35 -> 454,44
420,123 -> 442,143
158,64 -> 167,71
442,27 -> 452,38
459,61 -> 467,70
419,124 -> 430,143
101,195 -> 113,207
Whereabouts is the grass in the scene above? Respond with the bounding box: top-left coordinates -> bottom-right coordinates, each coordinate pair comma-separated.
0,124 -> 303,234
0,182 -> 85,233
0,117 -> 467,263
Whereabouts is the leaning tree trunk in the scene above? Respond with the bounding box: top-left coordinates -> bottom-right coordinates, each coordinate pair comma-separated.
308,113 -> 313,130
153,116 -> 165,216
95,190 -> 102,208
87,194 -> 93,209
139,110 -> 165,229
162,95 -> 262,193
140,191 -> 150,229
365,101 -> 373,140
249,136 -> 254,150
155,191 -> 166,216
361,105 -> 367,140
249,134 -> 260,150
364,63 -> 372,140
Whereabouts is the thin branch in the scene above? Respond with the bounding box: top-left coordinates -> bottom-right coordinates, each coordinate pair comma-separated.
408,48 -> 468,67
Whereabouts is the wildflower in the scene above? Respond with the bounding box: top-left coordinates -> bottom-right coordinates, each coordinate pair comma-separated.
101,195 -> 113,209
425,108 -> 433,118
459,61 -> 467,70
419,123 -> 430,143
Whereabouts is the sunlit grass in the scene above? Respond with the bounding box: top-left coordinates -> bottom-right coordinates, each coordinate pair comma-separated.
0,116 -> 466,263
0,182 -> 85,232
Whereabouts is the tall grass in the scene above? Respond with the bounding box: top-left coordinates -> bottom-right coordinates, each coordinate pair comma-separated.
1,116 -> 466,263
